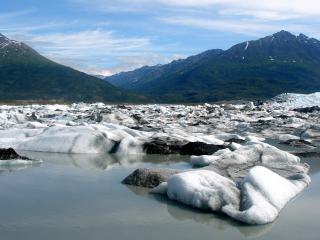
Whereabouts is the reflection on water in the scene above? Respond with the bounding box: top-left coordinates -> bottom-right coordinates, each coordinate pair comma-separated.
126,185 -> 274,238
0,148 -> 318,240
0,163 -> 41,174
18,151 -> 190,171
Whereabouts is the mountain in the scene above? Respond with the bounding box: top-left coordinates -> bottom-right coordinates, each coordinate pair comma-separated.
105,31 -> 320,103
106,49 -> 224,89
0,33 -> 143,103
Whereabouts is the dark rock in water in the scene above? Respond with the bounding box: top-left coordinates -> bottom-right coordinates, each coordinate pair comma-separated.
143,140 -> 184,155
0,148 -> 29,160
122,168 -> 182,188
294,106 -> 320,113
280,139 -> 316,148
180,142 -> 226,156
143,140 -> 227,156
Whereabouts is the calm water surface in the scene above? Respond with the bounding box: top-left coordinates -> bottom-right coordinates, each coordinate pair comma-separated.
0,151 -> 319,240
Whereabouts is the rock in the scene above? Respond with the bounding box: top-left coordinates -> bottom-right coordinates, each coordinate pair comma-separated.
293,106 -> 320,113
225,138 -> 246,144
122,168 -> 182,188
180,142 -> 226,156
0,148 -> 29,160
143,140 -> 184,154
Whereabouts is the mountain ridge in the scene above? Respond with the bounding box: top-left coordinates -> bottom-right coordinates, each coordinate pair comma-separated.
0,33 -> 144,103
105,30 -> 320,103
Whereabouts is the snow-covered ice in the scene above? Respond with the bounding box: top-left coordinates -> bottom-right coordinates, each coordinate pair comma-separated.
152,165 -> 310,225
270,92 -> 320,110
152,170 -> 240,211
1,92 -> 319,224
223,166 -> 310,224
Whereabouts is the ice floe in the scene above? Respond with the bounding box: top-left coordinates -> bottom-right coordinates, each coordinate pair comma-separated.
1,92 -> 319,224
151,164 -> 310,224
270,92 -> 320,110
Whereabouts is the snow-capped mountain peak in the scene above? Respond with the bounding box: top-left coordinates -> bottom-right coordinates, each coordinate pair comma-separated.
0,33 -> 21,49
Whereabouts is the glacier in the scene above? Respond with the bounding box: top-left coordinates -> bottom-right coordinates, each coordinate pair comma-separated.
1,92 -> 319,224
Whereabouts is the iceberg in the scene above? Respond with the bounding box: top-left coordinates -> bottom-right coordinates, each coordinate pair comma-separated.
126,140 -> 310,225
152,166 -> 310,225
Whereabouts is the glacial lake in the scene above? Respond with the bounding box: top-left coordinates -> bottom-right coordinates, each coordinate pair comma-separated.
0,151 -> 319,240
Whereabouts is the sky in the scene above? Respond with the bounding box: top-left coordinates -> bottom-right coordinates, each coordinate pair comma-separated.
1,0 -> 320,76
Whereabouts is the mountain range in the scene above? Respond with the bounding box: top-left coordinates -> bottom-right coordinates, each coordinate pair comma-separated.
0,33 -> 142,103
1,31 -> 320,103
105,31 -> 320,103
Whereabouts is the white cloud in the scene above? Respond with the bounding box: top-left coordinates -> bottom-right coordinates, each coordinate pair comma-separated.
159,16 -> 318,37
67,0 -> 320,43
8,29 -> 158,75
0,7 -> 184,76
70,0 -> 320,21
218,9 -> 303,21
21,30 -> 151,55
159,17 -> 273,36
97,53 -> 185,76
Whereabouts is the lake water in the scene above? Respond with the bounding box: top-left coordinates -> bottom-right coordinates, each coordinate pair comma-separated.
0,151 -> 319,240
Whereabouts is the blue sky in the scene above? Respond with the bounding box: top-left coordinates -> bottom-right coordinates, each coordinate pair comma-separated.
1,0 -> 319,76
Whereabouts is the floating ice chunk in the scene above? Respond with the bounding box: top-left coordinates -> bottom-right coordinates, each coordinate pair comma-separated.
196,135 -> 224,145
301,129 -> 320,139
66,121 -> 77,126
261,144 -> 300,167
190,149 -> 231,167
102,113 -> 136,126
213,142 -> 299,168
245,135 -> 265,142
153,166 -> 310,225
190,155 -> 221,167
0,128 -> 43,139
270,92 -> 320,110
152,170 -> 240,211
278,134 -> 300,142
0,159 -> 42,166
222,166 -> 310,224
25,122 -> 47,129
16,126 -> 114,154
229,142 -> 242,150
116,135 -> 143,156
